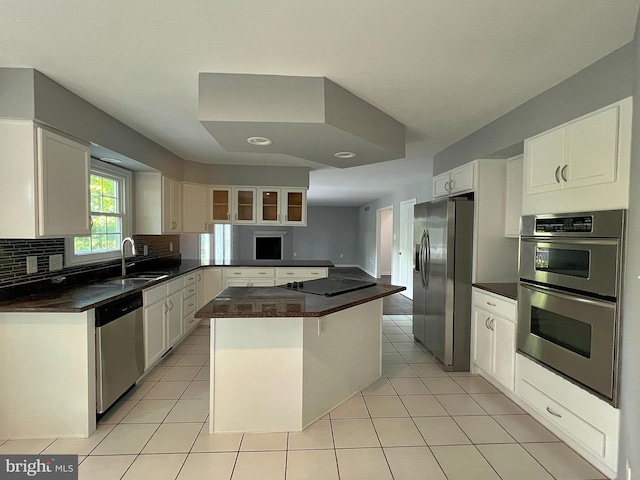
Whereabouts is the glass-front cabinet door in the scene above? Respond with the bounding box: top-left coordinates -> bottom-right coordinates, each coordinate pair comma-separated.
233,187 -> 256,224
258,188 -> 281,224
282,189 -> 307,225
208,187 -> 231,224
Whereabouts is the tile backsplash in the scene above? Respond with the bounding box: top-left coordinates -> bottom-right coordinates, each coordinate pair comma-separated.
0,235 -> 180,288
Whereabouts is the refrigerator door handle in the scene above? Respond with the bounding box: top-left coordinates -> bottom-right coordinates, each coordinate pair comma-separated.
423,229 -> 431,289
418,230 -> 427,288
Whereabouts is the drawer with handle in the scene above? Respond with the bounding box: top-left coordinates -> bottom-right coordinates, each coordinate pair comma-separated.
517,377 -> 605,457
472,289 -> 516,320
223,268 -> 275,278
275,268 -> 327,279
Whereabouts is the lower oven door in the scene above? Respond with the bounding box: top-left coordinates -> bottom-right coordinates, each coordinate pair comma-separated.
517,282 -> 618,404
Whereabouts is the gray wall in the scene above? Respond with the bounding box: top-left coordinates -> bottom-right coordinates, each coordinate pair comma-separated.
292,206 -> 360,265
358,177 -> 432,277
433,42 -> 635,174
618,14 -> 640,477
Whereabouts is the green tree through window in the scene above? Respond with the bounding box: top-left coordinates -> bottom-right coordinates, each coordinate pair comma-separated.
74,172 -> 124,255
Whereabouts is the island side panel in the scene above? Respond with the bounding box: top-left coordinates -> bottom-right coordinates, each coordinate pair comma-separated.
0,311 -> 96,438
302,299 -> 383,427
210,317 -> 303,433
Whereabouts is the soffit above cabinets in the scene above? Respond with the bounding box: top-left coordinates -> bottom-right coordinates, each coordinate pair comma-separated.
198,73 -> 406,168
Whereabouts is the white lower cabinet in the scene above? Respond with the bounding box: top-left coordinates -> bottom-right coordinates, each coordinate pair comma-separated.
143,276 -> 187,370
202,268 -> 223,305
182,271 -> 199,334
515,354 -> 619,478
471,288 -> 517,392
166,290 -> 183,346
143,297 -> 167,368
223,268 -> 276,288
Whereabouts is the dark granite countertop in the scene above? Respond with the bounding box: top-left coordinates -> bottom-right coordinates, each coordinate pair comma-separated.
472,283 -> 518,301
195,283 -> 406,318
0,258 -> 335,313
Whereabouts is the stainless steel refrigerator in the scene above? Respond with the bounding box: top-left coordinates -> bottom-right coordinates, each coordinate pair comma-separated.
413,196 -> 474,371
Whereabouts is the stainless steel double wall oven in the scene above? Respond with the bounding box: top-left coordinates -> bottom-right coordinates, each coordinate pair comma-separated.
518,210 -> 626,406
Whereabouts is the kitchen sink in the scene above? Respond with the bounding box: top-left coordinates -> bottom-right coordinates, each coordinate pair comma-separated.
104,277 -> 154,285
130,272 -> 171,279
102,272 -> 170,285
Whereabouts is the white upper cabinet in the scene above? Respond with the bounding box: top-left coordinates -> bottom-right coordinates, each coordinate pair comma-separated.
208,187 -> 232,224
523,97 -> 632,214
233,187 -> 257,224
135,172 -> 183,234
0,121 -> 90,238
37,127 -> 91,237
282,189 -> 307,226
433,162 -> 475,198
182,183 -> 208,233
162,176 -> 182,233
258,188 -> 281,224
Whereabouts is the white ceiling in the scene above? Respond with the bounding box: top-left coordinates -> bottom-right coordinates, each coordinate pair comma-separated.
1,0 -> 638,206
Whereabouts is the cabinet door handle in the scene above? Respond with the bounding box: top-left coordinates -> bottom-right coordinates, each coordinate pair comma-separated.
485,317 -> 491,329
227,212 -> 230,220
554,166 -> 561,183
490,318 -> 495,331
163,303 -> 168,314
561,165 -> 568,182
486,302 -> 497,307
168,300 -> 174,311
449,179 -> 455,191
258,272 -> 267,275
546,406 -> 562,418
233,272 -> 242,275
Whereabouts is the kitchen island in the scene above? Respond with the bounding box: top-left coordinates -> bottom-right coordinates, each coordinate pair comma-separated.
195,280 -> 405,433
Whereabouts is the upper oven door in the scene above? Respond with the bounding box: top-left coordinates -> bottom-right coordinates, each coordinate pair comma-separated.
519,237 -> 619,298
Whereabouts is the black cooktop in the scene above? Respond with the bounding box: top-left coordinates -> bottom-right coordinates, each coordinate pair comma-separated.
280,277 -> 377,296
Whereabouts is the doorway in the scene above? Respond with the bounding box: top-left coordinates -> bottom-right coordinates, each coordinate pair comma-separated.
376,206 -> 393,279
399,199 -> 416,299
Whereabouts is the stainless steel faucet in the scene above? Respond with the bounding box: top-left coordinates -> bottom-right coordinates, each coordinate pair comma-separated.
121,237 -> 137,277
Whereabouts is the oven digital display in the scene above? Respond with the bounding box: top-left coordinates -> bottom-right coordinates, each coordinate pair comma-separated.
534,247 -> 590,278
531,306 -> 592,358
535,215 -> 593,233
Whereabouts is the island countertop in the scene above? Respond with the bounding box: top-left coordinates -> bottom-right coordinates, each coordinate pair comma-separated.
195,283 -> 405,318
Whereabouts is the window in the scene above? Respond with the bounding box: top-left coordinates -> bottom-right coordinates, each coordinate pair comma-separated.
66,161 -> 132,266
200,224 -> 232,263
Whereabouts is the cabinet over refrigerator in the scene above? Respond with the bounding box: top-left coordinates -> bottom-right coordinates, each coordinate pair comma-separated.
413,195 -> 474,370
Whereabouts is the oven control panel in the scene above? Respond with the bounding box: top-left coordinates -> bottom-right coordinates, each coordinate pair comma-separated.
535,215 -> 593,233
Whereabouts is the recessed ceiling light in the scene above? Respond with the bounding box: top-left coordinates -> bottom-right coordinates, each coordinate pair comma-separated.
99,157 -> 122,164
247,136 -> 272,146
334,151 -> 356,159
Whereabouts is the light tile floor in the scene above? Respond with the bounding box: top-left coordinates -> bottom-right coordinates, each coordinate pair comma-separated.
0,315 -> 609,480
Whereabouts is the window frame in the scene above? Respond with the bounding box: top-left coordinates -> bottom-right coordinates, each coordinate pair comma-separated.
65,160 -> 133,267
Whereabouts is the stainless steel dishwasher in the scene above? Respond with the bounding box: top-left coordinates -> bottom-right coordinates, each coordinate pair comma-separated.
96,292 -> 144,414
